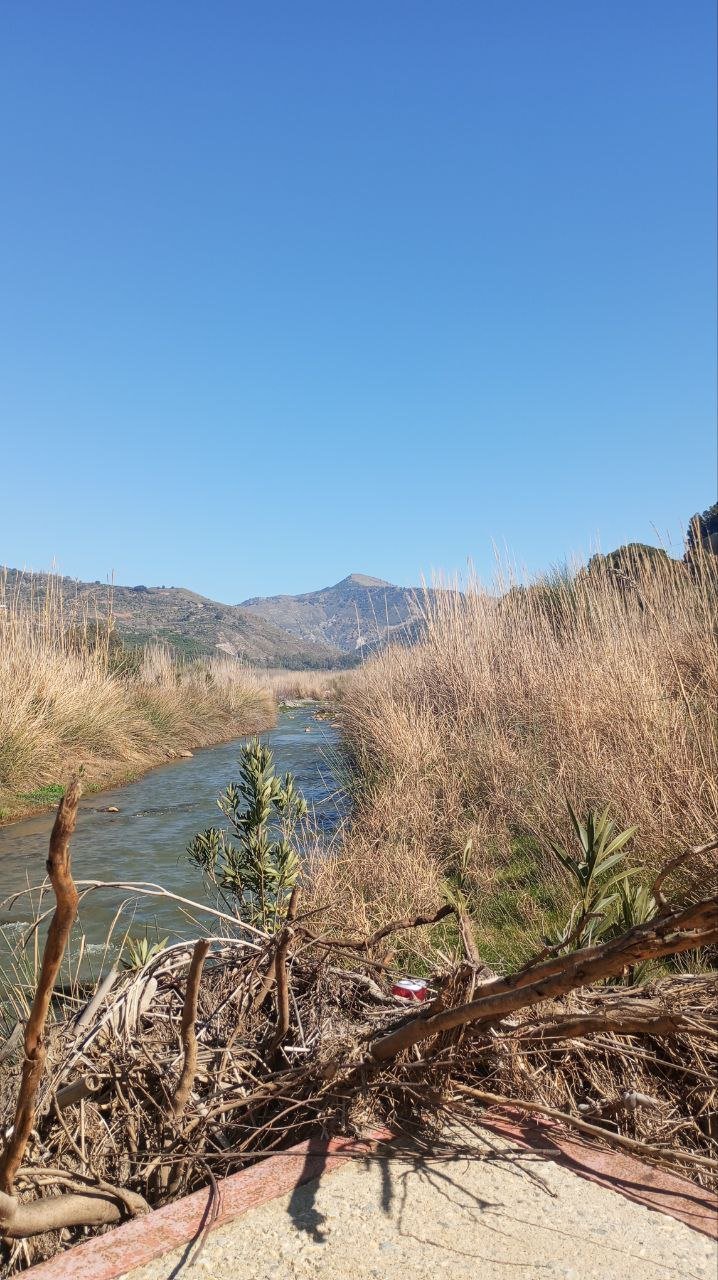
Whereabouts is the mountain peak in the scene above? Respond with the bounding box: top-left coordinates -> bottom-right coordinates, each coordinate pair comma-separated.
341,573 -> 391,588
241,573 -> 424,652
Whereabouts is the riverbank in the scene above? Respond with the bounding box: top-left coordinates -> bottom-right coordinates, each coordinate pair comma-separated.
0,700 -> 275,828
259,668 -> 348,703
0,705 -> 341,950
0,604 -> 276,824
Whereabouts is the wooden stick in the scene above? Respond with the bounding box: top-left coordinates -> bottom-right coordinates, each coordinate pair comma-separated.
0,1188 -> 148,1238
55,1074 -> 104,1111
270,888 -> 299,1056
303,903 -> 455,953
3,880 -> 268,944
73,965 -> 119,1032
0,780 -> 81,1197
651,837 -> 718,911
518,1011 -> 695,1040
457,910 -> 483,964
170,939 -> 211,1120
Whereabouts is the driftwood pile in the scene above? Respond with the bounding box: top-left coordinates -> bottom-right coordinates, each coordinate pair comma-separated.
0,783 -> 716,1274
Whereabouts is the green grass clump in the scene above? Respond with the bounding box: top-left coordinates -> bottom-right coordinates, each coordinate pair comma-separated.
18,783 -> 66,804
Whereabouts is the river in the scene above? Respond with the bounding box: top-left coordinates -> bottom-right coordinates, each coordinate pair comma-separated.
0,706 -> 344,970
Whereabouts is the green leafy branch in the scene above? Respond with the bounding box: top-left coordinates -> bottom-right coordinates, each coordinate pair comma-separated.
186,739 -> 307,932
545,802 -> 643,951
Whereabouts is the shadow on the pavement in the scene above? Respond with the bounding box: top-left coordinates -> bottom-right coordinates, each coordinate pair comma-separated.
284,1122 -> 541,1246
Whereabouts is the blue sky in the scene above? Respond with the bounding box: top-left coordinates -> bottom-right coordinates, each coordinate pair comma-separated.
1,1 -> 715,600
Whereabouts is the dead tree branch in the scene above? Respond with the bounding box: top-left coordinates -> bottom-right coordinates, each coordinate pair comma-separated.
452,1083 -> 718,1172
304,903 -> 455,953
651,837 -> 718,911
518,1011 -> 697,1041
0,780 -> 81,1197
269,888 -> 299,1057
0,1188 -> 148,1238
170,939 -> 211,1120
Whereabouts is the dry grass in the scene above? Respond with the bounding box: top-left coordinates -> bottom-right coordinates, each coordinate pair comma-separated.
312,550 -> 718,965
0,576 -> 275,810
258,667 -> 348,702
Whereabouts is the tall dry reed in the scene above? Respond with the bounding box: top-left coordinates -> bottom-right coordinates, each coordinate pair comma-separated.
258,668 -> 348,703
312,550 -> 718,958
0,576 -> 275,809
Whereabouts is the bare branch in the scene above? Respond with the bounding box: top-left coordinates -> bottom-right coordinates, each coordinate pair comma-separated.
452,1084 -> 718,1172
302,903 -> 455,953
0,780 -> 81,1197
0,1188 -> 148,1238
651,837 -> 718,911
518,1011 -> 696,1041
269,888 -> 300,1057
457,909 -> 483,964
170,939 -> 211,1120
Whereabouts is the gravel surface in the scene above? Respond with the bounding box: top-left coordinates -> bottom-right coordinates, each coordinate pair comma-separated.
124,1127 -> 717,1280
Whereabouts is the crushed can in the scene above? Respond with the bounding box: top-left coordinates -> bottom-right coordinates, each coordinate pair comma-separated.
391,977 -> 428,1001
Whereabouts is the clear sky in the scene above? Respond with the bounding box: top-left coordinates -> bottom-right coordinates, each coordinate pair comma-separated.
1,1 -> 715,600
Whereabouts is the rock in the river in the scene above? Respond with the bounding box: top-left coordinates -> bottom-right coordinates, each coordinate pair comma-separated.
180,750 -> 194,758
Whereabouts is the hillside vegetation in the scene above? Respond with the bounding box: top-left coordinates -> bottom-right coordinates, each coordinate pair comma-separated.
2,567 -> 442,665
0,578 -> 275,819
313,548 -> 718,968
2,569 -> 345,668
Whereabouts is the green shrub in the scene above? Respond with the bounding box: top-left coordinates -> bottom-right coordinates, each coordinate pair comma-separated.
18,783 -> 66,804
186,739 -> 307,931
122,930 -> 170,970
544,803 -> 638,950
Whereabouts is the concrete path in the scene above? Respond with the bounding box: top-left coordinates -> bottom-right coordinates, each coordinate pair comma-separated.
122,1126 -> 717,1280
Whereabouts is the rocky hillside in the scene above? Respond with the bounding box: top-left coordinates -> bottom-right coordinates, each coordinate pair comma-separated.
241,573 -> 426,652
1,569 -> 346,668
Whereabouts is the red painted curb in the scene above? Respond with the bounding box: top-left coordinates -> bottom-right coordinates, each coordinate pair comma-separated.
25,1131 -> 392,1280
477,1113 -> 717,1241
24,1118 -> 717,1276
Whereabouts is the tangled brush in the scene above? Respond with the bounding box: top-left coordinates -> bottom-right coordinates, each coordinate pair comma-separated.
0,784 -> 716,1275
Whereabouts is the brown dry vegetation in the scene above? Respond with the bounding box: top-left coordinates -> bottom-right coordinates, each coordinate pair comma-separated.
1,553 -> 717,1271
312,551 -> 718,966
0,824 -> 714,1271
258,667 -> 348,703
0,576 -> 275,817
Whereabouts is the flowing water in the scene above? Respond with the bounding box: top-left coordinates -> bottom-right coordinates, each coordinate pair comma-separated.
0,707 -> 344,971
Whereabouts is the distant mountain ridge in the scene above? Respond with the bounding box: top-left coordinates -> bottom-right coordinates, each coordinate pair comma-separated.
241,573 -> 426,652
1,568 -> 428,666
1,569 -> 346,669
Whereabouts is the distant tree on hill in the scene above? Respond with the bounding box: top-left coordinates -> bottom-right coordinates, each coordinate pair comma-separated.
586,543 -> 673,578
686,502 -> 718,559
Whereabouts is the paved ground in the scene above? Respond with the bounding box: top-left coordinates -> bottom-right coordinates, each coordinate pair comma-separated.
123,1126 -> 717,1280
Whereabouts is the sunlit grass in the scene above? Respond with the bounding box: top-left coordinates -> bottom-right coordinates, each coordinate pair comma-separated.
310,548 -> 718,968
0,572 -> 276,808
